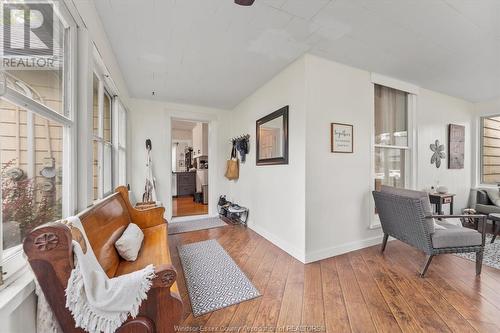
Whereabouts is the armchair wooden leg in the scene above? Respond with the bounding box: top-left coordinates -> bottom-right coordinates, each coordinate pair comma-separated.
491,223 -> 500,243
419,255 -> 434,277
476,250 -> 483,275
381,233 -> 389,253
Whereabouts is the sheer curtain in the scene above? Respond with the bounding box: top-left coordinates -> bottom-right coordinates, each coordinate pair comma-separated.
374,84 -> 409,191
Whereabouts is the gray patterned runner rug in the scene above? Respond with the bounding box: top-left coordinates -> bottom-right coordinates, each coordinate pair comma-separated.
168,217 -> 227,235
178,239 -> 260,316
455,235 -> 500,270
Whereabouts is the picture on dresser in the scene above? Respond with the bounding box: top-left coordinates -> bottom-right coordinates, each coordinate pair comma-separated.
331,123 -> 353,153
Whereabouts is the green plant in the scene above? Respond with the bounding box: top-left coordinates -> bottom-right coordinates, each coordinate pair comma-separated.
1,160 -> 62,248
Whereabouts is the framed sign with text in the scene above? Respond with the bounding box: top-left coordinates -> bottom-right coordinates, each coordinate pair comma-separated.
331,123 -> 353,153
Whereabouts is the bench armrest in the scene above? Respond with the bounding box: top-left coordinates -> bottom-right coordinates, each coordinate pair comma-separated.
115,186 -> 166,229
130,206 -> 166,229
151,264 -> 177,289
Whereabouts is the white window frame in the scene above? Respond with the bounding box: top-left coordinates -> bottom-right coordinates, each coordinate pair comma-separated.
92,48 -> 121,201
369,74 -> 418,229
92,73 -> 113,200
113,100 -> 127,187
0,1 -> 77,287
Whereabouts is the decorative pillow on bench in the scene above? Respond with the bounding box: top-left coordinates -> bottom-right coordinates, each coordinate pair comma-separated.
115,223 -> 144,261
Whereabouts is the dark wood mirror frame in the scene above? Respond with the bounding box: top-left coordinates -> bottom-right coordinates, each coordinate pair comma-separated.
256,106 -> 289,166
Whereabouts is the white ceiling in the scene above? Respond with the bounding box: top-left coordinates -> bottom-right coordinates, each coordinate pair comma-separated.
95,0 -> 500,109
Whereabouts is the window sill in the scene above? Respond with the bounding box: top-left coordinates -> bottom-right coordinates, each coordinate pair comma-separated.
0,266 -> 35,317
477,184 -> 500,189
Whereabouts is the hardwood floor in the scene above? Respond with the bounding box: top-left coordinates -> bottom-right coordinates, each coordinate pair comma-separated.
168,225 -> 500,332
172,196 -> 208,217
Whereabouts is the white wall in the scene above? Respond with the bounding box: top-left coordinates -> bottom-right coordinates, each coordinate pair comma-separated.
228,57 -> 307,261
128,99 -> 230,221
304,55 -> 382,262
304,55 -> 475,262
416,88 -> 475,211
226,54 -> 476,263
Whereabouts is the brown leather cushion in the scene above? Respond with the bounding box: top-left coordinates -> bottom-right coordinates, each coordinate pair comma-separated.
81,194 -> 131,277
115,224 -> 179,294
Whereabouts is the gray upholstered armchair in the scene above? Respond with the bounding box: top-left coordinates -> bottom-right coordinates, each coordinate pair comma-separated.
373,186 -> 487,277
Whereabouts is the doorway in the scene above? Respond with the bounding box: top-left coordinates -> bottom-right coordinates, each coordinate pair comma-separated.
171,119 -> 209,217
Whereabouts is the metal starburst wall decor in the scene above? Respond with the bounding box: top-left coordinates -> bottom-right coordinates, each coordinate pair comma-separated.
430,139 -> 446,168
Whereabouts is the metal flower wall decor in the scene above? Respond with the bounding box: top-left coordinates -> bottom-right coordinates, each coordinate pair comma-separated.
430,139 -> 446,168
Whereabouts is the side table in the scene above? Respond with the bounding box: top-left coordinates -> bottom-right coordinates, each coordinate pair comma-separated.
487,213 -> 500,243
429,193 -> 455,215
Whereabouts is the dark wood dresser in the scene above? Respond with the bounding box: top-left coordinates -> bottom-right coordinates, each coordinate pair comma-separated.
175,171 -> 196,196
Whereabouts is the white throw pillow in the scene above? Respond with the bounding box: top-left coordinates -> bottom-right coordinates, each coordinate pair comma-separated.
486,189 -> 500,207
115,223 -> 144,261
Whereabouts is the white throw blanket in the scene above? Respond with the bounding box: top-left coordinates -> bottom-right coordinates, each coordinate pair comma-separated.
36,216 -> 156,333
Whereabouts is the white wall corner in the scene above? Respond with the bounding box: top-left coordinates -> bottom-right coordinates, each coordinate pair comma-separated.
248,223 -> 306,263
304,235 -> 384,263
371,73 -> 420,95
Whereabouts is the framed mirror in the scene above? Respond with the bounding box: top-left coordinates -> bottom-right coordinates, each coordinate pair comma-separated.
256,106 -> 289,165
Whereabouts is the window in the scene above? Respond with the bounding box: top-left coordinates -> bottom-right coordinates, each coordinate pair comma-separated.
115,101 -> 127,186
480,115 -> 500,185
92,65 -> 127,201
373,84 -> 410,192
371,84 -> 412,226
1,0 -> 76,284
92,73 -> 114,200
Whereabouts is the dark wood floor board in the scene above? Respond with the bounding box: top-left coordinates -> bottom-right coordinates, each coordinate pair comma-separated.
173,227 -> 236,326
320,257 -> 351,333
176,226 -> 257,328
347,252 -> 402,333
202,232 -> 270,330
441,255 -> 500,310
372,246 -> 478,333
392,243 -> 500,329
359,252 -> 424,332
276,258 -> 305,328
335,254 -> 377,333
252,252 -> 291,328
166,226 -> 500,333
360,248 -> 452,333
301,262 -> 325,328
467,320 -> 500,333
446,252 -> 500,284
172,196 -> 208,217
228,243 -> 281,327
432,256 -> 500,313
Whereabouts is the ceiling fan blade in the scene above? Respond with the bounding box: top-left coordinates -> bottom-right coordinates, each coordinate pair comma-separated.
235,0 -> 255,6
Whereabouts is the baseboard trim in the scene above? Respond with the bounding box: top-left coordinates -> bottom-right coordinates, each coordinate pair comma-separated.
248,223 -> 306,263
304,235 -> 385,263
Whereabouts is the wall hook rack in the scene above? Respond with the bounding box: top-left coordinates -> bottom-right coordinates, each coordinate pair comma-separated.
229,134 -> 250,143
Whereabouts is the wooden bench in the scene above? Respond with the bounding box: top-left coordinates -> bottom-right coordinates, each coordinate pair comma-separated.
23,186 -> 183,333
